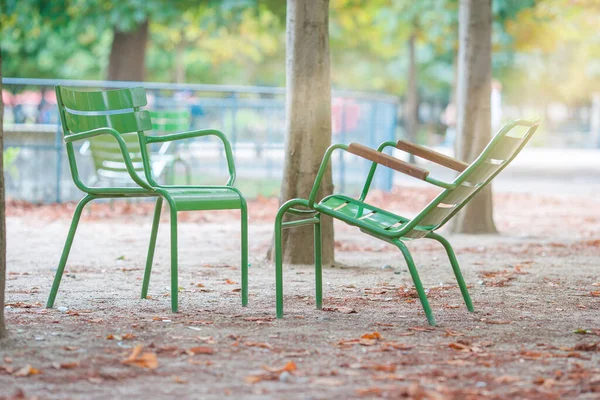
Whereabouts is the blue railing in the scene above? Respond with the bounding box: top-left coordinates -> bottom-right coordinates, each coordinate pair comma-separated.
2,77 -> 398,203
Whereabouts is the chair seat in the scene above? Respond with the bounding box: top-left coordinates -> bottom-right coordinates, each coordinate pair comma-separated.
163,187 -> 243,211
316,195 -> 410,232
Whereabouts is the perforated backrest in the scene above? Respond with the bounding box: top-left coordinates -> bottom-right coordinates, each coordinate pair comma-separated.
405,120 -> 539,238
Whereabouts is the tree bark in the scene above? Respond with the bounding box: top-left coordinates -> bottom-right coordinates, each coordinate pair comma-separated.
405,29 -> 419,162
107,20 -> 149,81
275,0 -> 334,265
450,0 -> 497,234
0,49 -> 7,338
173,36 -> 186,84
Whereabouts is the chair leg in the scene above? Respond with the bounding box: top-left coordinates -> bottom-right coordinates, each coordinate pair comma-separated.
170,205 -> 179,312
141,197 -> 163,299
47,195 -> 95,308
395,240 -> 436,326
275,208 -> 284,319
314,215 -> 322,310
427,232 -> 474,312
240,203 -> 248,306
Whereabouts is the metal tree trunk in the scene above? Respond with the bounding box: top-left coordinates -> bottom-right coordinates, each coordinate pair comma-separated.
107,20 -> 149,81
0,50 -> 7,338
277,0 -> 334,265
450,0 -> 497,234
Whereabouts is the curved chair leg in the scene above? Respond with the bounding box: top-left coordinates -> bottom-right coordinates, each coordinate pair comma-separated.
47,195 -> 96,308
141,197 -> 163,299
240,202 -> 248,306
275,205 -> 285,318
395,240 -> 436,326
314,214 -> 322,310
427,232 -> 474,312
170,204 -> 179,312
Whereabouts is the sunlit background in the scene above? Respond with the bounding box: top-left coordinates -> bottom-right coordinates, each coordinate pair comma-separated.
2,0 -> 600,203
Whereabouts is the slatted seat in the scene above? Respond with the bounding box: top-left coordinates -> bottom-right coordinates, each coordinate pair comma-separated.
47,86 -> 248,313
274,119 -> 540,326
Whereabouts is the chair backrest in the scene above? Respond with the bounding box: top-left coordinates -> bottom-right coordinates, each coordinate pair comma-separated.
150,109 -> 191,133
55,86 -> 152,187
403,120 -> 539,239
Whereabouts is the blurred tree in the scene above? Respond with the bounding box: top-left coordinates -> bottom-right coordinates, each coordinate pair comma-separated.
277,0 -> 335,265
0,47 -> 7,339
450,0 -> 496,234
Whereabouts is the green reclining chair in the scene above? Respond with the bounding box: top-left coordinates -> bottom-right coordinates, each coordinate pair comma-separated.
274,119 -> 539,326
47,86 -> 248,312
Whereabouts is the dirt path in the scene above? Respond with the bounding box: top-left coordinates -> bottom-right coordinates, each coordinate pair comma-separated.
1,190 -> 600,399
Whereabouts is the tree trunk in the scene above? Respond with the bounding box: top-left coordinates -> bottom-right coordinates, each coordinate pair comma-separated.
275,0 -> 334,265
0,49 -> 7,339
450,0 -> 497,234
405,29 -> 419,162
173,37 -> 186,84
107,20 -> 149,81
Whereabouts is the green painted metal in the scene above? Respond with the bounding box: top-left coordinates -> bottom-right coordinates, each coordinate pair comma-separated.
47,85 -> 248,312
275,119 -> 539,325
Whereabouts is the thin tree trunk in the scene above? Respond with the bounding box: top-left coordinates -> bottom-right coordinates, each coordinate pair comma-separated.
0,49 -> 7,338
107,20 -> 149,81
450,0 -> 497,234
174,37 -> 186,84
273,0 -> 334,265
405,29 -> 419,162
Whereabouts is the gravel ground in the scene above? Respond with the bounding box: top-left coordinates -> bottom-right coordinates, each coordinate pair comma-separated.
1,188 -> 599,399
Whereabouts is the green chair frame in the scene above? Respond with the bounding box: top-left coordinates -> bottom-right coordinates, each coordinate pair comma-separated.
47,86 -> 248,312
274,119 -> 539,326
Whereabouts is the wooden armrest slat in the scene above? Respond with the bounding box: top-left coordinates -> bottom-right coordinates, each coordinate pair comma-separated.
396,140 -> 469,172
348,143 -> 429,180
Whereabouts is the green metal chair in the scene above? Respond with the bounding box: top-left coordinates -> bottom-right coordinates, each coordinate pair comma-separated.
47,86 -> 248,312
274,119 -> 539,326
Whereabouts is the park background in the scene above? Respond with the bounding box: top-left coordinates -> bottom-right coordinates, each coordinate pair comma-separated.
1,0 -> 600,399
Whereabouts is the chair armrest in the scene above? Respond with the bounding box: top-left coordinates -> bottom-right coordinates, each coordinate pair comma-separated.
146,129 -> 236,186
348,143 -> 430,180
64,128 -> 153,190
396,140 -> 468,172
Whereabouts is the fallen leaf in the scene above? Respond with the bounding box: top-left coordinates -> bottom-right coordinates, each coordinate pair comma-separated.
591,291 -> 600,297
173,376 -> 188,384
122,333 -> 136,340
121,345 -> 159,370
573,343 -> 599,352
224,279 -> 236,285
244,342 -> 273,350
186,346 -> 215,355
52,362 -> 80,370
361,332 -> 382,340
263,361 -> 297,373
13,365 -> 41,377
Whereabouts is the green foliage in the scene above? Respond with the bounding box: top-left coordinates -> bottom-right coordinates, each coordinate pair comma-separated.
2,0 -> 598,106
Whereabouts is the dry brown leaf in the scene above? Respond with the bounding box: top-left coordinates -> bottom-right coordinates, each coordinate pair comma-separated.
122,333 -> 136,340
263,361 -> 297,373
591,291 -> 600,297
224,279 -> 237,284
121,345 -> 159,370
361,332 -> 382,340
52,362 -> 80,370
187,346 -> 215,355
356,387 -> 383,396
13,365 -> 41,377
573,343 -> 599,352
173,376 -> 188,384
244,342 -> 273,350
448,342 -> 472,352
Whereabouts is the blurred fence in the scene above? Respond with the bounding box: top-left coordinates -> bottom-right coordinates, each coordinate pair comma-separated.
2,78 -> 398,203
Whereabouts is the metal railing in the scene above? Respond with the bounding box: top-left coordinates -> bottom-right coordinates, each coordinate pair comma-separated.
2,78 -> 399,203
